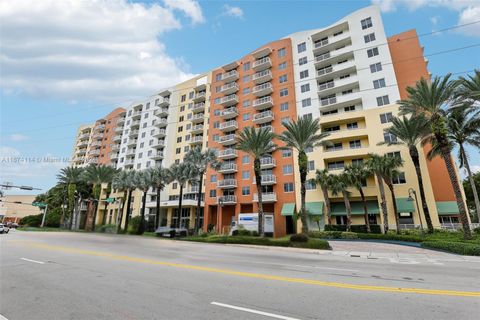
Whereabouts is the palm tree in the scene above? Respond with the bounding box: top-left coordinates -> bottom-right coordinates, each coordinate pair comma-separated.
381,115 -> 434,232
236,127 -> 277,237
184,147 -> 221,234
82,164 -> 118,231
150,166 -> 170,229
367,154 -> 390,234
381,155 -> 404,233
399,75 -> 472,239
345,165 -> 372,233
315,169 -> 332,225
328,173 -> 353,231
112,170 -> 136,233
457,70 -> 480,104
279,117 -> 330,234
169,162 -> 196,229
444,107 -> 480,222
133,169 -> 155,235
57,166 -> 84,229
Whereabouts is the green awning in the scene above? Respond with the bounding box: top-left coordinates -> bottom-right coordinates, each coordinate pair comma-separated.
306,202 -> 324,215
330,201 -> 380,216
436,201 -> 460,216
281,203 -> 295,216
396,198 -> 415,213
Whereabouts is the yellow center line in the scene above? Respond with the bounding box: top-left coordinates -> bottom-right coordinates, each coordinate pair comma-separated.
19,241 -> 480,298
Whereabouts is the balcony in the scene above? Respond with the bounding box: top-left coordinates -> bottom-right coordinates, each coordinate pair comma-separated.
256,125 -> 274,134
190,135 -> 203,145
217,195 -> 237,205
219,94 -> 239,107
193,91 -> 206,102
76,148 -> 87,155
218,179 -> 237,189
252,57 -> 272,72
219,134 -> 236,146
92,133 -> 103,140
253,192 -> 277,203
117,117 -> 125,125
110,152 -> 119,160
111,143 -> 120,151
219,82 -> 239,95
191,113 -> 205,124
79,133 -> 90,140
322,146 -> 369,161
253,110 -> 274,124
323,126 -> 368,141
316,59 -> 356,80
152,139 -> 165,149
252,69 -> 273,84
313,31 -> 351,54
74,157 -> 85,162
124,159 -> 135,167
156,97 -> 170,107
219,120 -> 238,132
131,111 -> 142,120
314,45 -> 354,68
153,128 -> 166,138
128,130 -> 139,137
113,135 -> 122,141
320,91 -> 363,110
130,120 -> 141,128
90,141 -> 102,148
260,157 -> 276,169
218,148 -> 238,159
89,149 -> 100,156
115,125 -> 123,133
156,118 -> 168,128
192,102 -> 205,113
190,124 -> 204,134
218,163 -> 237,173
256,174 -> 276,185
154,107 -> 169,117
253,96 -> 273,111
220,70 -> 239,82
151,151 -> 164,160
94,124 -> 105,132
127,139 -> 137,146
318,75 -> 359,97
252,82 -> 273,97
220,107 -> 238,120
126,149 -> 136,156
77,140 -> 88,147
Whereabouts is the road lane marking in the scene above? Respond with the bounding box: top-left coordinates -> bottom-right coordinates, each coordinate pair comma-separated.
211,302 -> 301,320
19,241 -> 480,298
20,258 -> 45,264
0,314 -> 9,320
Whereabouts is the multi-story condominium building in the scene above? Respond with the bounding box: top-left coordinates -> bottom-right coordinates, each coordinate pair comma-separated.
72,5 -> 467,235
71,124 -> 94,167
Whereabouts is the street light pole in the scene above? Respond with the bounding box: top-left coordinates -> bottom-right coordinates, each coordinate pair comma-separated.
408,188 -> 423,230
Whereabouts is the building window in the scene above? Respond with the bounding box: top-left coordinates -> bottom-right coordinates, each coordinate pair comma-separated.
297,42 -> 306,53
278,62 -> 287,70
243,62 -> 250,71
280,102 -> 289,111
280,88 -> 289,97
376,95 -> 390,106
178,126 -> 183,132
284,182 -> 294,192
386,151 -> 402,160
282,149 -> 292,157
326,142 -> 342,151
214,109 -> 221,116
370,62 -> 382,73
243,75 -> 250,83
278,47 -> 286,57
300,83 -> 310,93
299,56 -> 308,65
216,73 -> 222,81
327,161 -> 345,170
210,190 -> 216,198
283,164 -> 293,175
361,17 -> 373,30
243,100 -> 250,108
213,121 -> 220,129
349,140 -> 361,149
344,105 -> 356,112
305,146 -> 313,153
140,142 -> 144,148
373,78 -> 386,89
141,132 -> 146,138
243,87 -> 250,94
210,175 -> 217,182
243,113 -> 250,121
383,131 -> 397,143
179,115 -> 184,122
346,122 -> 358,130
367,47 -> 379,58
392,172 -> 406,184
364,33 -> 376,43
189,91 -> 194,99
173,182 -> 177,189
242,155 -> 250,164
279,74 -> 288,83
181,94 -> 186,102
281,116 -> 290,124
177,137 -> 182,143
303,113 -> 312,120
242,170 -> 250,179
242,186 -> 250,196
352,158 -> 363,166
176,148 -> 181,154
213,134 -> 219,142
299,70 -> 309,79
380,112 -> 393,123
308,160 -> 315,171
301,98 -> 312,108
138,152 -> 143,159
306,181 -> 316,190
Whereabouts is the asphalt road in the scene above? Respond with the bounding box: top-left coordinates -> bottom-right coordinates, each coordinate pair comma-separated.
1,231 -> 479,320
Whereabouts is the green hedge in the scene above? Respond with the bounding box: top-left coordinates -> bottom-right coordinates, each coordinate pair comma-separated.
324,224 -> 382,234
20,214 -> 43,227
97,224 -> 117,234
422,241 -> 480,256
308,230 -> 424,242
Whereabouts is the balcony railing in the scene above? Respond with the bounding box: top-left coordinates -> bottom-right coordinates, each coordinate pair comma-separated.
252,96 -> 273,110
193,91 -> 206,101
257,174 -> 276,185
318,81 -> 335,91
126,149 -> 136,156
156,97 -> 169,107
217,179 -> 237,188
131,111 -> 142,119
190,124 -> 204,134
190,136 -> 203,144
130,120 -> 141,127
256,125 -> 274,133
113,135 -> 122,141
314,38 -> 329,49
151,151 -> 164,159
219,94 -> 238,106
219,82 -> 239,95
260,157 -> 276,168
79,133 -> 90,140
220,70 -> 239,82
252,69 -> 272,84
129,130 -> 139,136
220,107 -> 238,119
192,102 -> 205,113
89,150 -> 100,156
217,195 -> 237,204
156,118 -> 168,127
218,163 -> 237,173
253,192 -> 277,202
252,82 -> 273,96
219,134 -> 236,145
219,120 -> 238,131
253,110 -> 274,124
191,113 -> 205,123
252,57 -> 272,71
320,97 -> 337,106
218,148 -> 238,159
154,107 -> 169,117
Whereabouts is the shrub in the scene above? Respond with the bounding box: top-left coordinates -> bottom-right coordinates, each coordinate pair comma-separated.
340,232 -> 358,239
324,225 -> 347,232
308,231 -> 342,239
20,214 -> 43,227
127,216 -> 143,234
98,224 -> 117,234
422,241 -> 480,256
290,233 -> 309,242
356,233 -> 423,242
45,207 -> 62,228
474,227 -> 480,235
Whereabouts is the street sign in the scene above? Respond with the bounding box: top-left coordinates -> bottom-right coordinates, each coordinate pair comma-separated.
106,198 -> 115,203
32,202 -> 47,207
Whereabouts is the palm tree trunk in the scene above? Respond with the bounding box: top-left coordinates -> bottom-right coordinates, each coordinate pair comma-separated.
177,185 -> 184,229
117,190 -> 127,233
195,174 -> 204,235
124,189 -> 133,233
155,186 -> 161,229
376,173 -> 389,233
138,190 -> 147,234
298,152 -> 309,234
322,186 -> 332,225
386,181 -> 401,234
254,158 -> 264,237
359,188 -> 370,233
461,147 -> 480,222
409,146 -> 433,232
101,201 -> 108,225
91,184 -> 101,232
342,191 -> 352,232
441,147 -> 472,239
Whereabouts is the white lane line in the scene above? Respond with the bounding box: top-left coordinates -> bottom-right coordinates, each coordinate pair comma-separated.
211,302 -> 301,320
20,258 -> 45,264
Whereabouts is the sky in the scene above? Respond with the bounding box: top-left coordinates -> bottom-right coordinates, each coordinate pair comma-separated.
1,0 -> 479,196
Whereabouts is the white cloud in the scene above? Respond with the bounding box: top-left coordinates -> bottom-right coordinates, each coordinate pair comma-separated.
10,134 -> 29,142
430,16 -> 440,25
371,0 -> 480,37
0,0 -> 205,103
222,5 -> 244,18
164,0 -> 205,24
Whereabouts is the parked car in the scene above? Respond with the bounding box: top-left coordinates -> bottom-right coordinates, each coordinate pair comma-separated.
0,224 -> 10,234
154,226 -> 188,238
